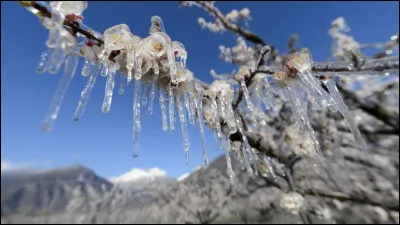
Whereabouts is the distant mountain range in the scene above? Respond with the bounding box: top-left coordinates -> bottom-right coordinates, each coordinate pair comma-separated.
1,104 -> 399,223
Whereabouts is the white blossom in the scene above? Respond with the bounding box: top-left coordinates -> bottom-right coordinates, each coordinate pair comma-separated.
279,192 -> 305,214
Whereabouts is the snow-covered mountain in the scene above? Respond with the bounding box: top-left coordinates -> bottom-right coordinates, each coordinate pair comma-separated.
108,168 -> 168,183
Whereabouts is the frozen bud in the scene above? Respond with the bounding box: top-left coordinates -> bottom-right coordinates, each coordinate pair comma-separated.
285,124 -> 316,156
198,17 -> 206,27
208,80 -> 234,102
50,1 -> 88,16
279,192 -> 305,214
173,41 -> 187,66
142,35 -> 169,58
287,48 -> 313,73
331,17 -> 350,32
239,8 -> 251,19
80,45 -> 95,61
226,9 -> 239,22
149,15 -> 166,34
177,67 -> 194,93
202,103 -> 216,129
294,138 -> 315,156
274,70 -> 295,86
103,24 -> 132,52
234,66 -> 250,81
99,24 -> 133,63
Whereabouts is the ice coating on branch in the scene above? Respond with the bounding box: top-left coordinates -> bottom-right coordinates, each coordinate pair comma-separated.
46,1 -> 87,48
325,79 -> 367,151
73,63 -> 100,122
132,79 -> 142,158
49,1 -> 87,17
42,53 -> 79,132
29,1 -> 388,184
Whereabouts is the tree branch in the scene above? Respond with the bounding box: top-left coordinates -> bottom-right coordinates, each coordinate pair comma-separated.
193,1 -> 267,47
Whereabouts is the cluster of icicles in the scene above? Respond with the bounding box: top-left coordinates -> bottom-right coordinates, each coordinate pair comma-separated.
34,1 -> 367,189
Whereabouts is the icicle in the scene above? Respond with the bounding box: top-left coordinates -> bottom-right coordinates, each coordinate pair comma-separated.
102,65 -> 117,113
212,100 -> 235,188
36,49 -> 52,74
46,2 -> 64,48
249,148 -> 259,176
147,82 -> 156,115
119,76 -> 125,95
132,78 -> 142,158
256,85 -> 275,110
134,53 -> 144,80
81,60 -> 93,77
142,83 -> 150,110
235,115 -> 254,175
47,45 -> 67,74
241,80 -> 266,126
177,95 -> 190,166
153,59 -> 160,75
236,150 -> 245,171
159,89 -> 168,131
283,84 -> 322,158
73,63 -> 100,122
263,155 -> 276,180
127,70 -> 133,85
41,53 -> 79,132
169,86 -> 176,133
299,70 -> 335,109
100,63 -> 109,77
325,79 -> 367,151
184,93 -> 195,125
188,92 -> 196,125
193,93 -> 209,166
281,86 -> 305,133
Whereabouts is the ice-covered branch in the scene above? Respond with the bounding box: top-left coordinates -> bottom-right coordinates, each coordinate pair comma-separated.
181,1 -> 266,46
19,2 -> 398,195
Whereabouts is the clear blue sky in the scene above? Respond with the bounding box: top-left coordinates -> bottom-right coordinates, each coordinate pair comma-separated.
1,1 -> 398,179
